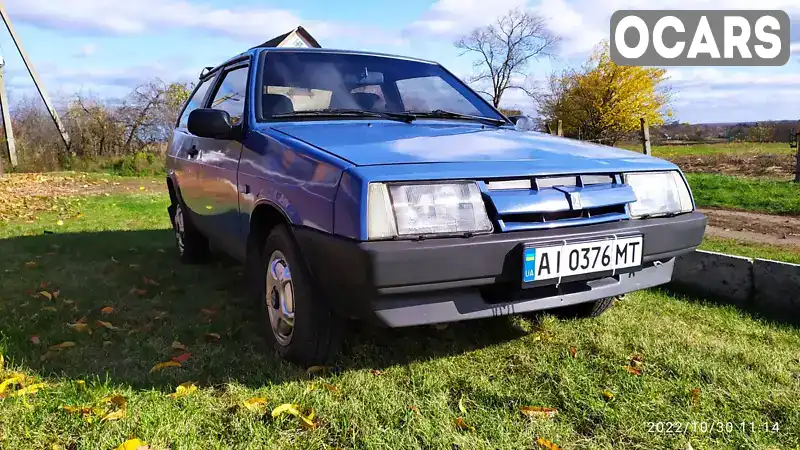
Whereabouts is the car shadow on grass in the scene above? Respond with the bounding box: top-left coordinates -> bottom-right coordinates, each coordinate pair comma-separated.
0,229 -> 529,390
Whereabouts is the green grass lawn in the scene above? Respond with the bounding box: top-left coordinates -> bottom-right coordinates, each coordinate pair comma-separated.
686,173 -> 800,216
619,142 -> 794,158
700,237 -> 800,265
1,194 -> 799,449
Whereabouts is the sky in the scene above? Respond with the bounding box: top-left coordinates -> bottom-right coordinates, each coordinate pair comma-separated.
1,0 -> 798,124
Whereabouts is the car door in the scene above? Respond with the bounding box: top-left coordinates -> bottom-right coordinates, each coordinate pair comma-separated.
192,61 -> 250,258
171,74 -> 215,217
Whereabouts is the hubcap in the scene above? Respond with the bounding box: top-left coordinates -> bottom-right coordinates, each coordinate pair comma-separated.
174,204 -> 185,255
266,250 -> 295,346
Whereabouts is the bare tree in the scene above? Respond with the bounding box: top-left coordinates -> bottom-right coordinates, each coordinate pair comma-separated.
455,9 -> 559,107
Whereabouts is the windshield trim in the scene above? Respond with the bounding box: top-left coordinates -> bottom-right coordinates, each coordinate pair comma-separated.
255,49 -> 511,126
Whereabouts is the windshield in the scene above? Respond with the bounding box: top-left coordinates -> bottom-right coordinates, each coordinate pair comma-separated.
258,51 -> 506,123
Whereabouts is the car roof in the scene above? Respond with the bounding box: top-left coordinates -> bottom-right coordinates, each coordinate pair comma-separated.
198,47 -> 438,81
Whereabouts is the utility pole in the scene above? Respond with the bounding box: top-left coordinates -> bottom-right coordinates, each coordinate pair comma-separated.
640,118 -> 652,156
0,3 -> 70,152
0,53 -> 16,172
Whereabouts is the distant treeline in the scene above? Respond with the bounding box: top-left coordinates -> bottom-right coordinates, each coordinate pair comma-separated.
0,79 -> 191,174
653,120 -> 797,144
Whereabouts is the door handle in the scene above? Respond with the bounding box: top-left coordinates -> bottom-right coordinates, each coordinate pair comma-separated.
187,146 -> 199,158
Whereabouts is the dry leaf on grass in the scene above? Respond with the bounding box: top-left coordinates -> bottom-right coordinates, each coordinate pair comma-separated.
101,306 -> 114,315
67,322 -> 92,334
171,341 -> 189,352
271,403 -> 302,418
150,361 -> 181,373
602,390 -> 615,401
50,341 -> 76,351
101,408 -> 126,422
205,333 -> 221,341
96,321 -> 120,331
521,406 -> 558,419
568,346 -> 577,358
454,417 -> 475,432
130,288 -> 147,296
115,438 -> 149,450
39,291 -> 53,301
11,383 -> 46,397
625,365 -> 642,376
630,353 -> 644,367
243,397 -> 267,410
690,388 -> 701,407
536,437 -> 562,450
458,395 -> 467,414
370,369 -> 383,376
408,405 -> 420,414
169,382 -> 198,399
171,353 -> 192,363
0,374 -> 25,394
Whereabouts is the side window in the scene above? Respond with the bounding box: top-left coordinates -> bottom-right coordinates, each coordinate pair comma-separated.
178,78 -> 212,128
210,66 -> 249,125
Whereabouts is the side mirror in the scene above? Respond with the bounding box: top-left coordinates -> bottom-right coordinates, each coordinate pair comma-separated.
511,115 -> 534,131
188,108 -> 234,139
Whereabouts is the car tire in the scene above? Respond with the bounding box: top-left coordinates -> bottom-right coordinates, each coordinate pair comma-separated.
548,297 -> 616,319
258,224 -> 344,366
169,200 -> 209,264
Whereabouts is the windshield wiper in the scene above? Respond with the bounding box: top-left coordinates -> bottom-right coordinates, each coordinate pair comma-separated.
270,109 -> 416,123
407,109 -> 507,126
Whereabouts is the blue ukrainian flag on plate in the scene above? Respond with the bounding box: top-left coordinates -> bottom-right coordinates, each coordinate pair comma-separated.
523,248 -> 536,283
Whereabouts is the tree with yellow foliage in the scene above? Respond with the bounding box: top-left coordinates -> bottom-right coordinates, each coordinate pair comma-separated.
535,42 -> 671,145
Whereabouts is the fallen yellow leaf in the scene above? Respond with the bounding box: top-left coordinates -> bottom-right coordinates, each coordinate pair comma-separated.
521,406 -> 558,419
299,410 -> 318,429
56,220 -> 64,226
243,397 -> 267,409
101,306 -> 114,315
11,382 -> 46,397
50,341 -> 76,351
39,291 -> 53,300
458,395 -> 467,414
602,390 -> 615,401
168,381 -> 198,399
271,403 -> 302,418
536,437 -> 562,450
76,380 -> 86,390
0,374 -> 25,394
101,408 -> 126,422
115,438 -> 149,450
67,322 -> 92,334
150,361 -> 181,373
102,395 -> 127,408
96,320 -> 120,331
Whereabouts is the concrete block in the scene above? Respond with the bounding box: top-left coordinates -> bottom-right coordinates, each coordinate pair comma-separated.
671,250 -> 753,307
752,258 -> 800,319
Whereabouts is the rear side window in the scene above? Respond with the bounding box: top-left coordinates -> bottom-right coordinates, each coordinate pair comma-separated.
178,78 -> 213,128
209,66 -> 249,125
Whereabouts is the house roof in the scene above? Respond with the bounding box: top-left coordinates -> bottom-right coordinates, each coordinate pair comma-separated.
257,26 -> 321,48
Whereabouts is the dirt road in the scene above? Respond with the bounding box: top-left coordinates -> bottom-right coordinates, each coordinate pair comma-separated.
700,208 -> 800,249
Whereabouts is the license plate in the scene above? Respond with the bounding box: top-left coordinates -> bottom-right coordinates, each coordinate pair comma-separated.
522,236 -> 642,283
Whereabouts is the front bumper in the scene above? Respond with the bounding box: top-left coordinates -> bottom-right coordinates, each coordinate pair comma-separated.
294,212 -> 707,327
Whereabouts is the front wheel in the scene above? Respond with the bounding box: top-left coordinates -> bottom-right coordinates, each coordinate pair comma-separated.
258,225 -> 343,366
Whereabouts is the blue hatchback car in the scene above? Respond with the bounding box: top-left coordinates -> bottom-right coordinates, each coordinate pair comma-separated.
166,47 -> 706,365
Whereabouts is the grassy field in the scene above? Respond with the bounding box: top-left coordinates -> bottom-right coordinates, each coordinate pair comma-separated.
618,142 -> 794,158
685,173 -> 800,216
1,192 -> 799,449
700,236 -> 800,265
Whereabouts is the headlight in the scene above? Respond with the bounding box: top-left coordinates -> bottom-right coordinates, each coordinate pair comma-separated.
624,171 -> 693,218
367,182 -> 493,239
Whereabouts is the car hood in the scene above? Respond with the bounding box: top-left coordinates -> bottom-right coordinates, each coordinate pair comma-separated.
269,121 -> 676,172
